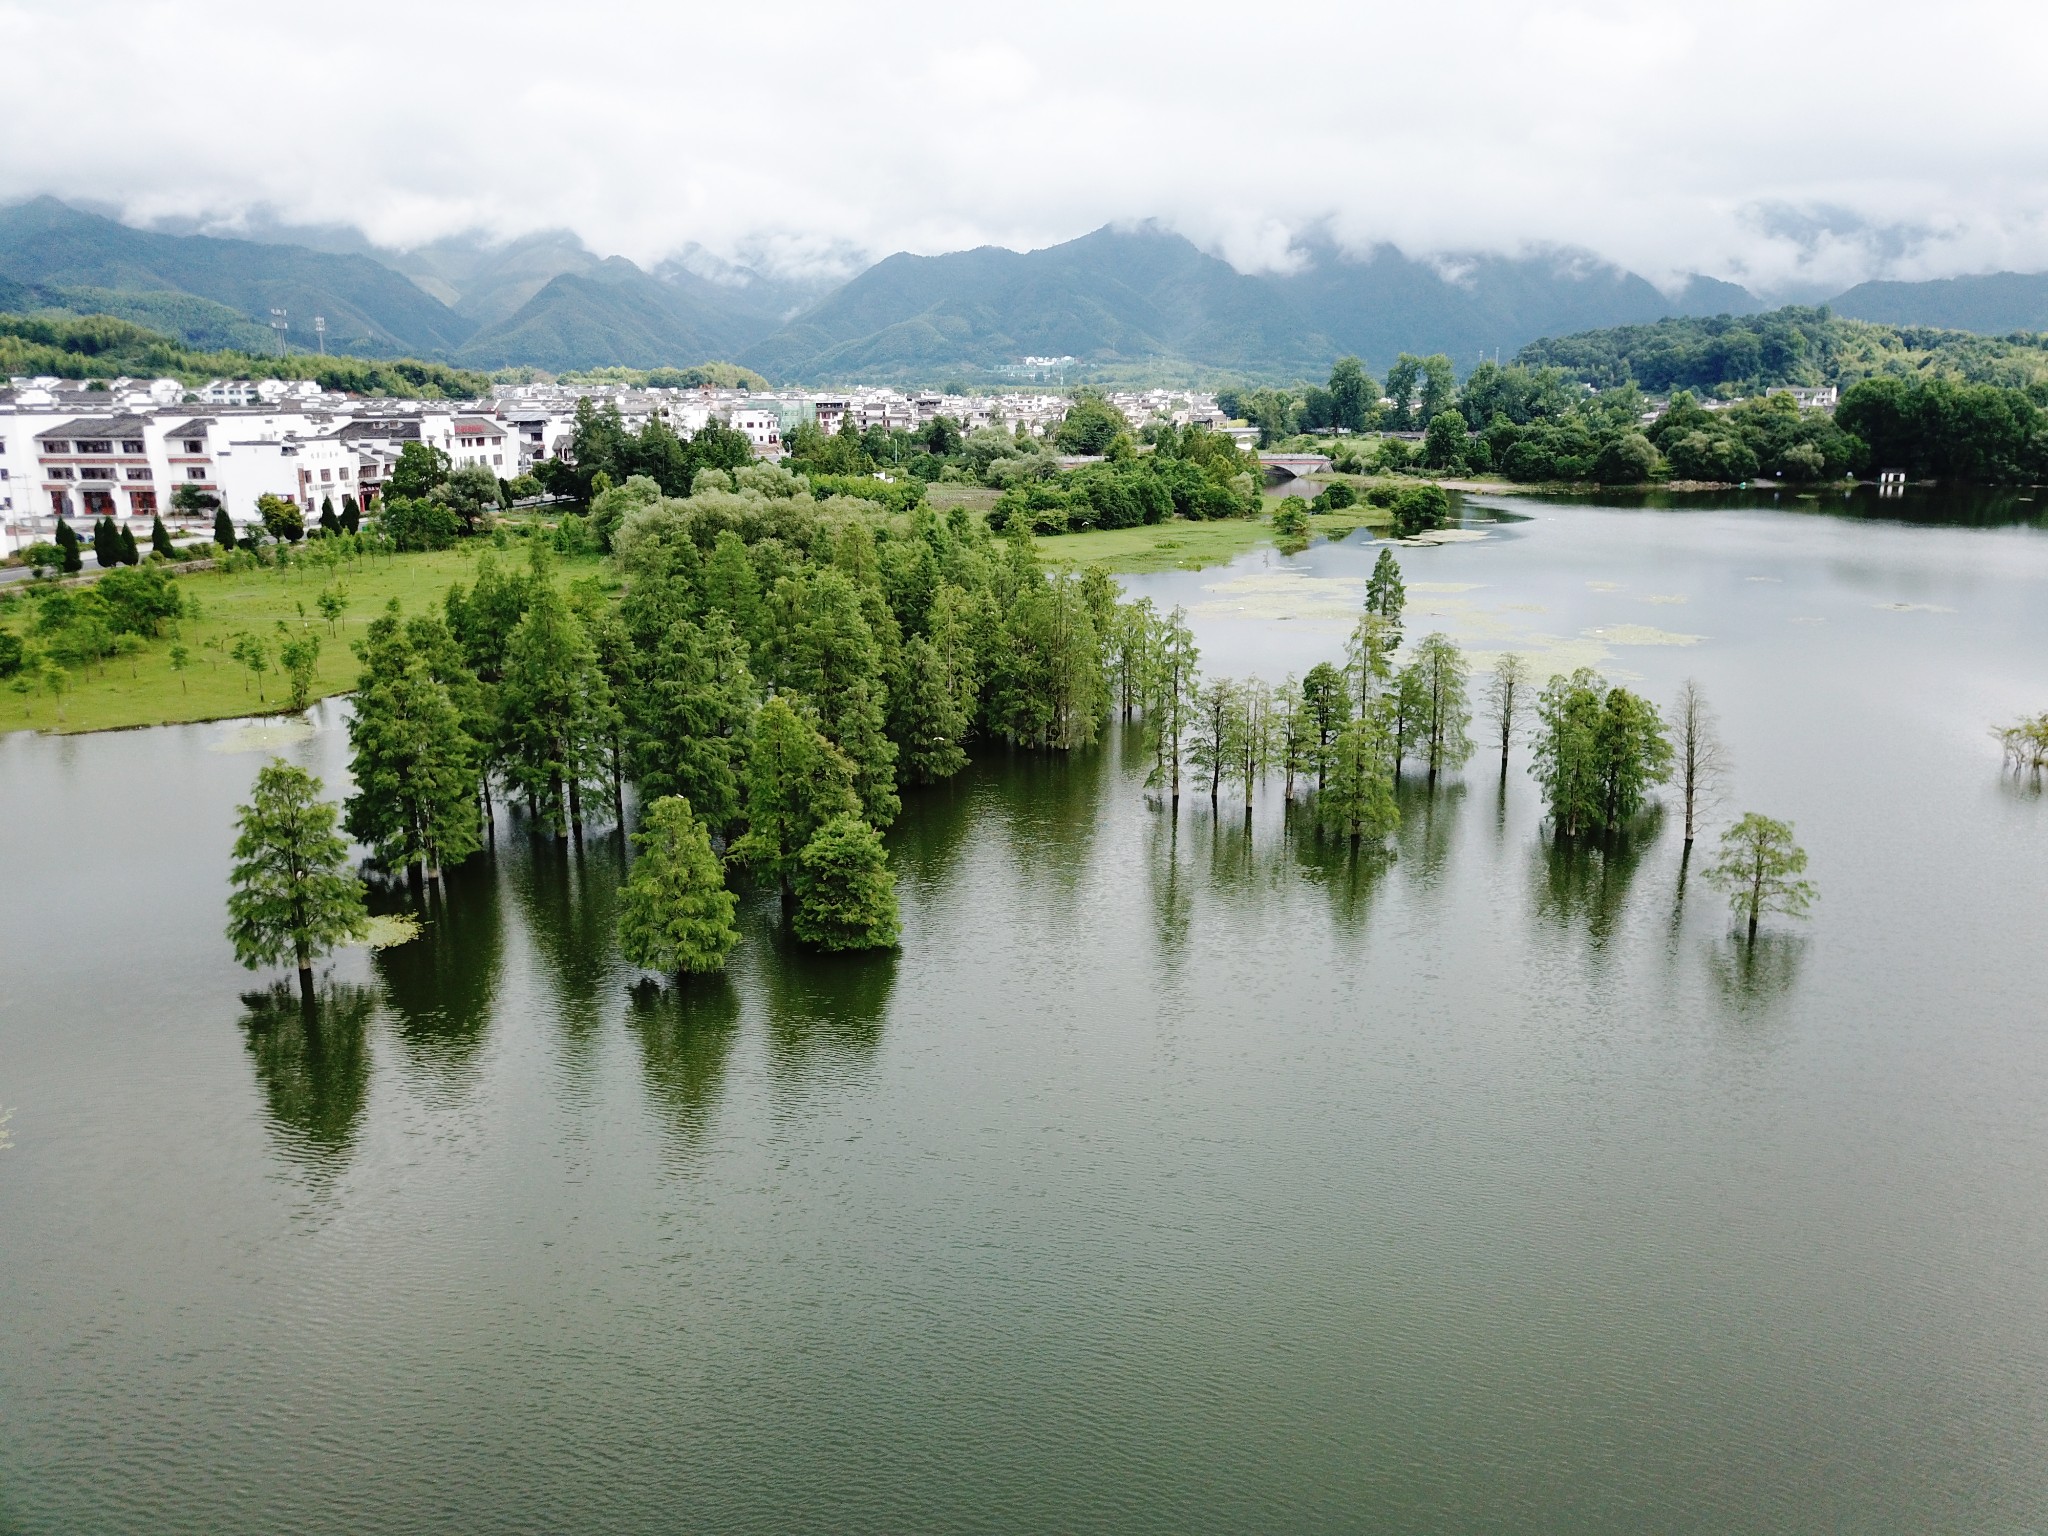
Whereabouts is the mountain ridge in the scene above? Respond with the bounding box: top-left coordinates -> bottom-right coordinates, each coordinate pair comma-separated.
7,197 -> 2048,383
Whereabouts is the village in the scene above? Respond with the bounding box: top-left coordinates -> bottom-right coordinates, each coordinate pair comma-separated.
0,376 -> 1240,555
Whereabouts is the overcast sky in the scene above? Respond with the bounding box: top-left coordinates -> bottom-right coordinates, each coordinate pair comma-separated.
5,0 -> 2042,294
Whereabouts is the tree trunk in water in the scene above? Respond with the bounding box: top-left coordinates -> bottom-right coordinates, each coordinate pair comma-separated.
569,776 -> 584,839
611,744 -> 626,828
297,962 -> 314,1006
549,773 -> 566,840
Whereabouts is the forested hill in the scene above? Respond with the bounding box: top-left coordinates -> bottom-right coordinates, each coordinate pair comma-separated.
0,312 -> 489,397
738,224 -> 1759,382
1514,307 -> 2048,394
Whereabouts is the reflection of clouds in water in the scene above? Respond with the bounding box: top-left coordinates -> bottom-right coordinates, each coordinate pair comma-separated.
1745,576 -> 1782,583
1790,616 -> 1827,625
1586,580 -> 1623,591
1876,602 -> 1956,613
1639,593 -> 1689,605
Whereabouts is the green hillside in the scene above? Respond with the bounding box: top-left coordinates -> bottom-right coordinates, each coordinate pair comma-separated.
0,311 -> 490,397
1515,306 -> 2048,393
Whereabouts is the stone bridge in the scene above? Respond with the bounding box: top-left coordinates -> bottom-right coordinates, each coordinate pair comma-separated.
1258,453 -> 1333,482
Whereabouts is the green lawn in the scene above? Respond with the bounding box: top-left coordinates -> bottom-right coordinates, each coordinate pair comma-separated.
1035,504 -> 1390,573
3,545 -> 607,736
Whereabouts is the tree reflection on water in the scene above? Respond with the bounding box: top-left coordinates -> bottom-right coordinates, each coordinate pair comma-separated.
237,980 -> 379,1181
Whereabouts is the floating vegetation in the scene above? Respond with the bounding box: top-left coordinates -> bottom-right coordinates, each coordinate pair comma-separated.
212,719 -> 316,754
1582,623 -> 1706,647
1876,602 -> 1955,614
359,913 -> 422,949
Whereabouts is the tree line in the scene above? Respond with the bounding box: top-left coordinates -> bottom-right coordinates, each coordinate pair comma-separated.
221,500 -> 1821,997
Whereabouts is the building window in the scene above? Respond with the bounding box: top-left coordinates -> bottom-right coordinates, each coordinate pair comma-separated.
121,440 -> 144,454
183,440 -> 203,453
76,440 -> 111,455
81,468 -> 113,480
50,468 -> 74,480
187,468 -> 205,480
43,441 -> 67,454
320,468 -> 332,482
126,468 -> 152,480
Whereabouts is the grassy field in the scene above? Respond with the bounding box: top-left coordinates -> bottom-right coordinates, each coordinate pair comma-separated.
1035,503 -> 1391,573
2,546 -> 607,736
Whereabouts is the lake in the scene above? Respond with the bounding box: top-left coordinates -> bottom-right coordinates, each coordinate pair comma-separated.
4,489 -> 2047,1533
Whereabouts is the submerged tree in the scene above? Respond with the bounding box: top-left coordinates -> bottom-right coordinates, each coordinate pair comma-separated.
617,795 -> 740,981
1668,678 -> 1729,848
1531,668 -> 1672,836
790,813 -> 901,951
1318,711 -> 1399,850
1703,812 -> 1816,944
729,695 -> 861,894
1412,632 -> 1474,786
1484,652 -> 1532,776
345,613 -> 481,881
1365,548 -> 1406,651
226,760 -> 367,1003
1301,661 -> 1351,791
1146,605 -> 1199,810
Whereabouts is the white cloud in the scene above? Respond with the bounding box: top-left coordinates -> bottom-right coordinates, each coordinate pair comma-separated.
3,0 -> 2046,293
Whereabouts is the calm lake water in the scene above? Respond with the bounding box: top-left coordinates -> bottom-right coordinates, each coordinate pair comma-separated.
4,490 -> 2047,1534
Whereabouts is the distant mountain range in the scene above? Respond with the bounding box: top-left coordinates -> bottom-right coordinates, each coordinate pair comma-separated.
6,196 -> 2048,383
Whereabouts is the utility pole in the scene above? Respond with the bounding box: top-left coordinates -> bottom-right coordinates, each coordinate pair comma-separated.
313,315 -> 326,355
269,308 -> 288,357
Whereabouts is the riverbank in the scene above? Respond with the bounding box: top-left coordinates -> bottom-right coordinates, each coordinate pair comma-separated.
1036,503 -> 1391,572
2,546 -> 606,737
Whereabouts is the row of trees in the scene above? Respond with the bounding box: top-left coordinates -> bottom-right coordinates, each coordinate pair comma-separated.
222,507 -> 1819,997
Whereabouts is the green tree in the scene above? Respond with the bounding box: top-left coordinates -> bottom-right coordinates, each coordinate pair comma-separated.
729,696 -> 860,894
212,507 -> 236,551
790,813 -> 900,951
1531,669 -> 1672,836
1187,677 -> 1238,809
1300,662 -> 1352,791
341,494 -> 361,534
1411,633 -> 1474,785
92,515 -> 119,569
1483,653 -> 1532,776
230,630 -> 271,702
319,496 -> 340,535
278,629 -> 321,712
1365,548 -> 1406,650
1146,605 -> 1199,809
257,493 -> 304,543
628,613 -> 756,832
773,568 -> 898,825
1328,355 -> 1375,433
442,464 -> 501,534
1422,410 -> 1470,471
54,516 -> 83,573
1703,813 -> 1816,944
618,795 -> 740,980
225,760 -> 368,1003
1419,354 -> 1457,424
344,617 -> 482,881
1383,354 -> 1423,431
116,522 -> 140,565
1107,597 -> 1161,722
1668,678 -> 1728,848
316,583 -> 349,634
1319,712 -> 1399,850
499,579 -> 608,836
388,441 -> 452,499
893,633 -> 970,783
150,513 -> 175,558
1054,394 -> 1129,455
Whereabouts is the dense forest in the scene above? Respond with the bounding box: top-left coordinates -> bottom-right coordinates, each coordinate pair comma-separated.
0,311 -> 490,397
1514,306 -> 2048,394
